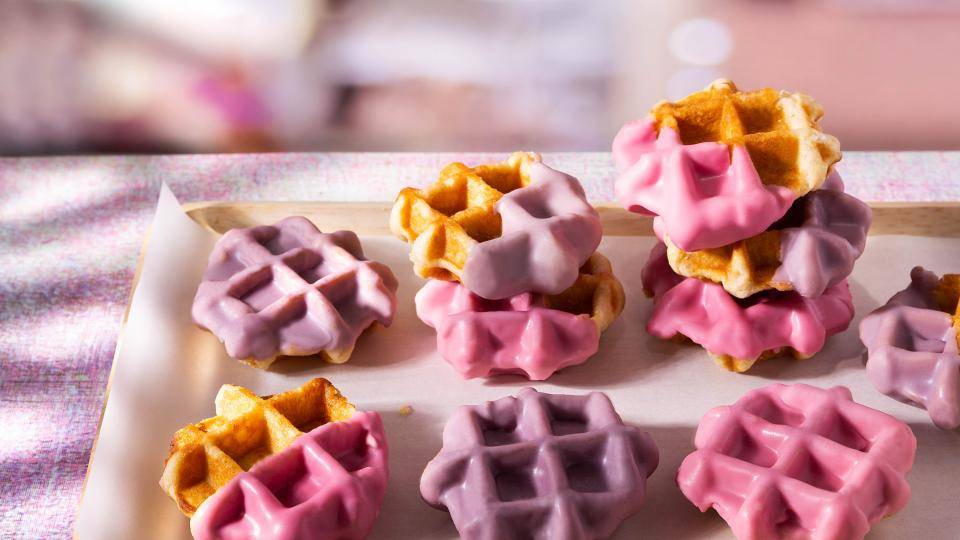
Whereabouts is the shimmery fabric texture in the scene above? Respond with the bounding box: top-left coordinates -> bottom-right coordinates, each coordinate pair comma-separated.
0,151 -> 956,538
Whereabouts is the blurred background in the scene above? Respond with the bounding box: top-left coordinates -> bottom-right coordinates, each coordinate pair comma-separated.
1,0 -> 958,155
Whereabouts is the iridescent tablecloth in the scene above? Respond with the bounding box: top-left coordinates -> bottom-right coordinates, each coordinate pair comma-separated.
1,152 -> 958,538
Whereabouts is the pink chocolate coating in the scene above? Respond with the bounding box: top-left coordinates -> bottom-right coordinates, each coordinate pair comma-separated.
612,119 -> 795,251
190,411 -> 388,540
415,280 -> 599,380
678,383 -> 915,540
642,243 -> 854,361
192,217 -> 398,363
462,161 -> 601,300
860,267 -> 960,429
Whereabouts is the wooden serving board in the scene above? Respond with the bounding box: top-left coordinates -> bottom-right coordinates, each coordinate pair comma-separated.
183,201 -> 960,237
77,196 -> 960,540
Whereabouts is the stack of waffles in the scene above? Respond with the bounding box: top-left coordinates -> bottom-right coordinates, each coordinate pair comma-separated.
391,152 -> 625,380
614,80 -> 872,372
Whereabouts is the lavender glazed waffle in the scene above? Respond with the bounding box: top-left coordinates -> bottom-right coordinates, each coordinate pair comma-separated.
420,388 -> 659,540
860,267 -> 960,429
192,216 -> 398,368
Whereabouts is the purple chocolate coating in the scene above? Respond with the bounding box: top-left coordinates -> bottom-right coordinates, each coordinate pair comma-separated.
420,388 -> 659,540
192,217 -> 398,363
773,171 -> 872,297
461,162 -> 602,300
861,267 -> 960,429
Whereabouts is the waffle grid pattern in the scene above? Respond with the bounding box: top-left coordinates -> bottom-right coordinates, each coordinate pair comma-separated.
421,388 -> 658,539
652,79 -> 840,195
190,411 -> 388,540
865,306 -> 960,429
390,152 -> 536,281
678,384 -> 915,540
160,378 -> 355,516
192,217 -> 397,367
862,268 -> 960,430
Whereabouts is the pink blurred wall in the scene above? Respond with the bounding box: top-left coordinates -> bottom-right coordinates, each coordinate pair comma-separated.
716,1 -> 960,150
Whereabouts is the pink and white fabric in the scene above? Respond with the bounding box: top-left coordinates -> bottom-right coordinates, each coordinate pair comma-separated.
642,243 -> 854,361
612,119 -> 795,251
860,267 -> 960,430
678,383 -> 916,540
190,412 -> 389,540
415,280 -> 598,380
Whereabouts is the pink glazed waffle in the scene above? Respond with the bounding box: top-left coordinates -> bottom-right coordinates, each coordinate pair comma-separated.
191,411 -> 388,540
678,383 -> 916,540
420,388 -> 659,540
613,79 -> 840,252
860,267 -> 960,429
662,171 -> 872,299
192,216 -> 398,368
642,243 -> 854,372
415,253 -> 624,380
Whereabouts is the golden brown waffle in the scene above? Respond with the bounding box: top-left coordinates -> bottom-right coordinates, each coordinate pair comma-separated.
544,252 -> 625,333
651,79 -> 840,197
668,334 -> 806,372
932,273 -> 960,336
159,378 -> 355,516
712,347 -> 809,373
390,152 -> 539,281
663,231 -> 784,299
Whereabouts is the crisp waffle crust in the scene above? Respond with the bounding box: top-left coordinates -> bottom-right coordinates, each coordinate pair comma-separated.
678,383 -> 915,540
160,378 -> 355,517
390,152 -> 602,299
613,79 -> 841,252
189,411 -> 388,540
861,267 -> 960,429
420,388 -> 658,539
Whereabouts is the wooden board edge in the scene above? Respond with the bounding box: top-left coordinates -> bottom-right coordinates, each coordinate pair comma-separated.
183,200 -> 960,237
74,197 -> 960,536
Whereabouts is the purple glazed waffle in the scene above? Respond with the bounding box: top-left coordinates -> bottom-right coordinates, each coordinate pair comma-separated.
390,152 -> 602,301
460,160 -> 603,300
678,383 -> 916,540
860,267 -> 960,429
192,216 -> 398,368
420,388 -> 659,540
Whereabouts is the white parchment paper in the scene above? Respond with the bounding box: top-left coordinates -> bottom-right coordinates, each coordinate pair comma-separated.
76,186 -> 960,539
